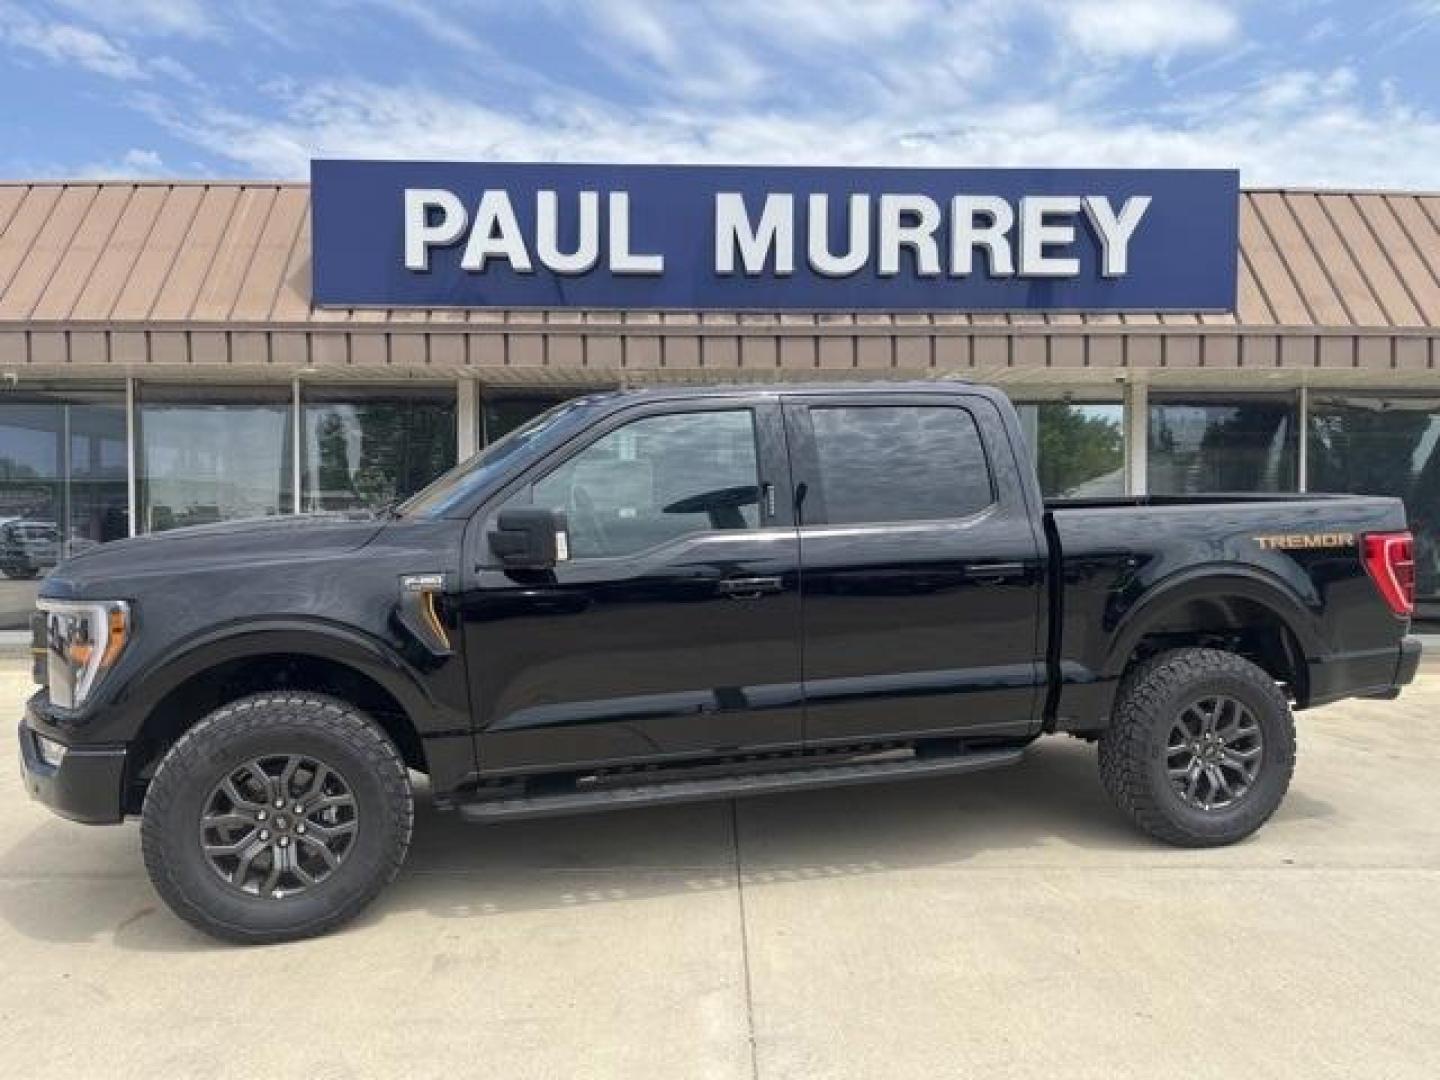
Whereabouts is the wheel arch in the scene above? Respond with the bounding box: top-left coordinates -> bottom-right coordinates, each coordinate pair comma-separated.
1103,569 -> 1321,706
122,622 -> 434,809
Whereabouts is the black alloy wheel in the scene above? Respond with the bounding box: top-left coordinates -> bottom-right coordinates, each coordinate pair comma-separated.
1165,695 -> 1264,811
200,755 -> 360,899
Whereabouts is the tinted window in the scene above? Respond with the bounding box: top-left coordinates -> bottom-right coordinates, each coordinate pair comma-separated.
1308,394 -> 1440,603
808,405 -> 992,524
302,385 -> 456,512
528,409 -> 760,558
1148,395 -> 1297,494
137,385 -> 293,532
1016,401 -> 1125,497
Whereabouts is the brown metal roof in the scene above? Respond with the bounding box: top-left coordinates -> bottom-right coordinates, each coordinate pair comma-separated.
2,181 -> 1440,330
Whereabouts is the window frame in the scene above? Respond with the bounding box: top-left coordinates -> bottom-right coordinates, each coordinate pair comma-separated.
782,394 -> 1000,529
473,396 -> 794,567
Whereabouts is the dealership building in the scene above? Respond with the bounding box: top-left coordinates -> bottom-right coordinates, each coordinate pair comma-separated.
1,169 -> 1440,626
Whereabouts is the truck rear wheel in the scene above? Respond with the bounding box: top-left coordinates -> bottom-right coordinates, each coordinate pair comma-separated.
140,693 -> 413,944
1098,648 -> 1296,847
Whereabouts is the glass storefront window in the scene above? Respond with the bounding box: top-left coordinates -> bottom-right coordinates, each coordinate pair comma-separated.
483,391 -> 600,446
138,385 -> 293,532
1308,394 -> 1440,605
1149,394 -> 1298,494
302,386 -> 457,512
0,385 -> 127,628
1015,401 -> 1125,498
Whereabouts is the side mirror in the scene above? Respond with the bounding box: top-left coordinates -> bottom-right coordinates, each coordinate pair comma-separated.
488,508 -> 569,569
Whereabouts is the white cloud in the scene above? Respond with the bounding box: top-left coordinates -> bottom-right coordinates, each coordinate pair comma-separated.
24,0 -> 1440,191
52,0 -> 218,38
1056,0 -> 1240,58
71,148 -> 168,178
142,61 -> 1440,190
5,17 -> 145,79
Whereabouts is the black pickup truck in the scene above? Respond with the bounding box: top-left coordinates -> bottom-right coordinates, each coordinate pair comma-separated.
19,382 -> 1421,942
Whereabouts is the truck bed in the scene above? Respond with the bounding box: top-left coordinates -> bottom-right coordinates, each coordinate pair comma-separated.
1042,492 -> 1410,729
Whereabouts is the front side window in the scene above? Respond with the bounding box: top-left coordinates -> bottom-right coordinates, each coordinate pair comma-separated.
808,405 -> 993,525
527,409 -> 761,558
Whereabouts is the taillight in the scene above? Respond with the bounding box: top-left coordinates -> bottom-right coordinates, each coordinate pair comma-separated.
1362,531 -> 1415,617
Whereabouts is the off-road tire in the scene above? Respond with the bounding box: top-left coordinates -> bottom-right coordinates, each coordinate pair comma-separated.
141,693 -> 413,944
1098,648 -> 1296,847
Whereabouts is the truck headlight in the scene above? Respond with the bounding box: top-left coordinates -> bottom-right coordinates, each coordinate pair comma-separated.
37,600 -> 130,709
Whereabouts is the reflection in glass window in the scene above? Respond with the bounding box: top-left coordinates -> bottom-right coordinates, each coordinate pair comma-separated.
1149,395 -> 1297,494
1308,395 -> 1440,604
484,392 -> 593,445
528,410 -> 759,558
302,386 -> 456,512
138,385 -> 292,532
0,386 -> 127,628
809,405 -> 992,524
1015,401 -> 1125,497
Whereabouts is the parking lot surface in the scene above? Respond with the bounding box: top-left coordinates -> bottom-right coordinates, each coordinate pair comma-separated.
2,653 -> 1438,1079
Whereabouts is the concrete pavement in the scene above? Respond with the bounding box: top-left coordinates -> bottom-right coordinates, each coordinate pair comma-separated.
1,657 -> 1437,1079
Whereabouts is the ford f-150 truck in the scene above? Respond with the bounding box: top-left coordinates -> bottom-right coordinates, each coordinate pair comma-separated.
19,383 -> 1421,943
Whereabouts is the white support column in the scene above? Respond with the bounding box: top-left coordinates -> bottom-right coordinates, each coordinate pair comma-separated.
125,377 -> 138,536
457,377 -> 480,458
1124,378 -> 1148,497
1297,384 -> 1309,492
291,377 -> 303,514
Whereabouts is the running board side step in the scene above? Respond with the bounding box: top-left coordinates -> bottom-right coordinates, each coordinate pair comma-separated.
457,747 -> 1025,823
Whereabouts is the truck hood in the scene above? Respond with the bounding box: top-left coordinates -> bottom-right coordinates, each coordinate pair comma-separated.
41,514 -> 387,597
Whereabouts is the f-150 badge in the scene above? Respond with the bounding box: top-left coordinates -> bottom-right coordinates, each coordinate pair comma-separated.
1254,532 -> 1355,551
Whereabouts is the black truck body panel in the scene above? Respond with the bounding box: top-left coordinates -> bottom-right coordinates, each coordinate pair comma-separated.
20,382 -> 1419,824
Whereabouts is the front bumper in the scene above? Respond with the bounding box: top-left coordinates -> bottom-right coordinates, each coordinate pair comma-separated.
18,697 -> 127,825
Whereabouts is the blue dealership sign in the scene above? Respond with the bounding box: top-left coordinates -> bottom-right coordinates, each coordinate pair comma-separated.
311,160 -> 1238,312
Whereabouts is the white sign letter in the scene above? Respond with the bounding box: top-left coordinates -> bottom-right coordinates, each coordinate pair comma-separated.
404,188 -> 467,271
1018,196 -> 1081,277
951,195 -> 1014,277
1083,195 -> 1151,277
609,192 -> 664,275
807,194 -> 869,277
878,194 -> 941,277
715,193 -> 795,276
536,190 -> 600,274
461,190 -> 533,273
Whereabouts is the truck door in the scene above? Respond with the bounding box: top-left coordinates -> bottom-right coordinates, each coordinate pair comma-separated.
783,391 -> 1047,744
461,398 -> 804,774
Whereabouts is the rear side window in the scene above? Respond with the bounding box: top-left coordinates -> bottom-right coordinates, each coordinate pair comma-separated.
807,405 -> 993,524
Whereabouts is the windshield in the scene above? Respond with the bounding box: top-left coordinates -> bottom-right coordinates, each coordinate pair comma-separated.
398,398 -> 595,518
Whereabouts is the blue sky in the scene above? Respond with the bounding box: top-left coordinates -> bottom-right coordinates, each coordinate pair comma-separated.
2,0 -> 1440,186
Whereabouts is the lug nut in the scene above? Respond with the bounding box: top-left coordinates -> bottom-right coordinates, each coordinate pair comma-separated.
293,804 -> 304,814
259,830 -> 270,841
257,810 -> 268,821
274,799 -> 285,808
296,824 -> 306,834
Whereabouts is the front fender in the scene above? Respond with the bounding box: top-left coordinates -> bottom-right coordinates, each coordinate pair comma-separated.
37,618 -> 458,746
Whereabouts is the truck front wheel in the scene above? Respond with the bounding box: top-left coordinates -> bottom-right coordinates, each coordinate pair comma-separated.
140,693 -> 414,944
1098,648 -> 1296,847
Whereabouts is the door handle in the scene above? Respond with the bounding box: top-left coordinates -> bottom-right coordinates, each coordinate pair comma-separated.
716,576 -> 784,599
964,562 -> 1026,584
